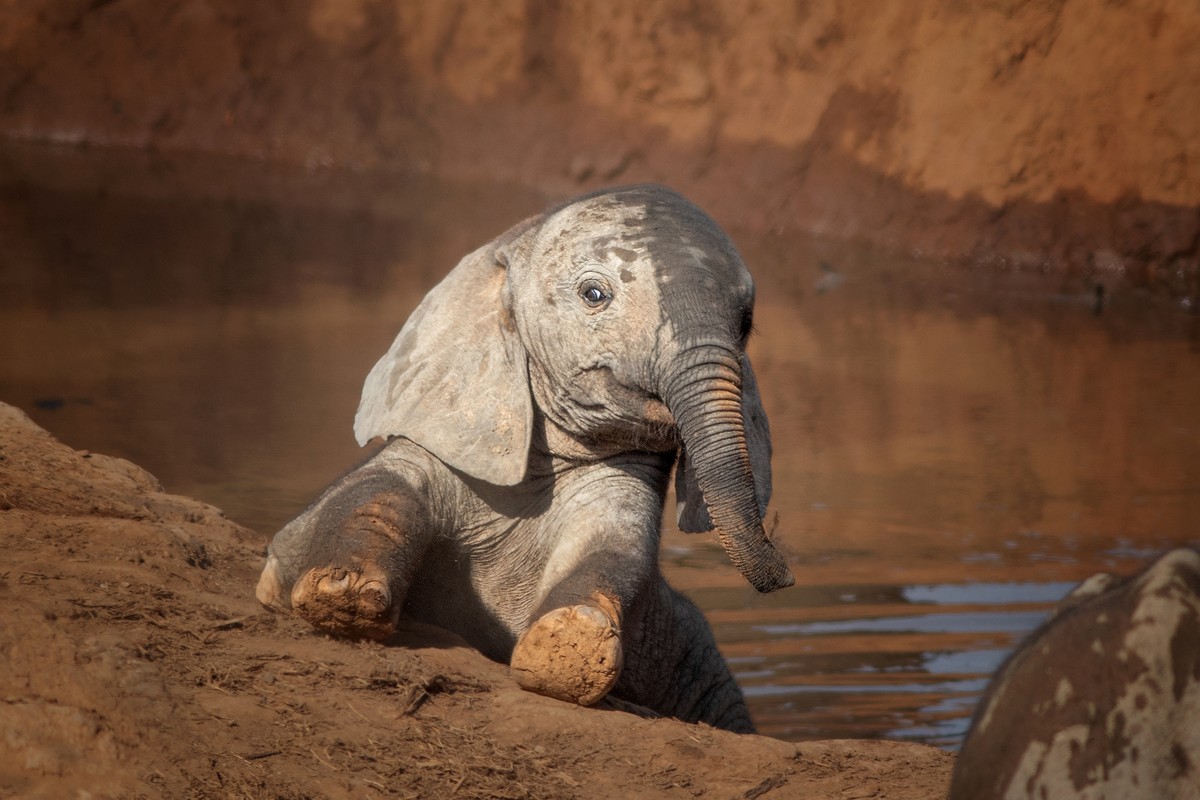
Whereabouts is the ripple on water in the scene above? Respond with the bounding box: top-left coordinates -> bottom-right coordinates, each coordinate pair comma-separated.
711,580 -> 1075,749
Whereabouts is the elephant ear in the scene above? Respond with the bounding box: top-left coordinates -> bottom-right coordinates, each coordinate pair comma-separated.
675,353 -> 773,532
353,216 -> 541,486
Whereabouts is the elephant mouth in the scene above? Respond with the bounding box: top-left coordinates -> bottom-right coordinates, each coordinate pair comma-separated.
556,366 -> 678,452
604,386 -> 678,451
641,395 -> 674,429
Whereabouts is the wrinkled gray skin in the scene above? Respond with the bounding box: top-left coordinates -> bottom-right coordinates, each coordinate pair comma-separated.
256,185 -> 794,732
950,548 -> 1200,799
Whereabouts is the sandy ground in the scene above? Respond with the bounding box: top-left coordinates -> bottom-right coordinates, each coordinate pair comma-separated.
0,401 -> 954,799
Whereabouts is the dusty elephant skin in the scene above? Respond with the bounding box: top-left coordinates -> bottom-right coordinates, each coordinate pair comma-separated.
950,548 -> 1200,800
257,184 -> 794,732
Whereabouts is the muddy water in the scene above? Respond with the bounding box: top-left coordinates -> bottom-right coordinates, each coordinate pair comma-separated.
3,144 -> 1198,749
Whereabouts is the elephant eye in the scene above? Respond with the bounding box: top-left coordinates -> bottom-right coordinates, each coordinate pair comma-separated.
579,280 -> 612,309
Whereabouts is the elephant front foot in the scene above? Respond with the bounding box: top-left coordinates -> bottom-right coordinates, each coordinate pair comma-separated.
510,601 -> 623,706
289,562 -> 398,641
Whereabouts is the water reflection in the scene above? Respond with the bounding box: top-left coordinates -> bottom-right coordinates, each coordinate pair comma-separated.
2,143 -> 1198,750
903,581 -> 1078,605
756,610 -> 1050,636
717,580 -> 1060,747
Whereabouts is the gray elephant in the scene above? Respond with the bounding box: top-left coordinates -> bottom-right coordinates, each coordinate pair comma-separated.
255,185 -> 794,732
950,547 -> 1200,799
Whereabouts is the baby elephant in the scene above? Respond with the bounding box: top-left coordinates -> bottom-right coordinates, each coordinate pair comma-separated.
256,185 -> 794,732
950,548 -> 1200,799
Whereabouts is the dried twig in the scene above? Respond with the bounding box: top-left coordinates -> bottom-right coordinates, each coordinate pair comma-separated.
743,774 -> 788,799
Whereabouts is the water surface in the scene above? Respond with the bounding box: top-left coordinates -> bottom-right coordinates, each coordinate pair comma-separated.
3,143 -> 1198,748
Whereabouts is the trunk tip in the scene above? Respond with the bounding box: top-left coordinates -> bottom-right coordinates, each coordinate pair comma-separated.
750,564 -> 795,593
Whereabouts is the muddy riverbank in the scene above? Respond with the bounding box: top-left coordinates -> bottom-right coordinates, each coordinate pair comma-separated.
0,402 -> 954,798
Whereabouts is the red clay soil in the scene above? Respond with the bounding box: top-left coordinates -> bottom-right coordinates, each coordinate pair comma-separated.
0,401 -> 954,798
2,0 -> 1198,298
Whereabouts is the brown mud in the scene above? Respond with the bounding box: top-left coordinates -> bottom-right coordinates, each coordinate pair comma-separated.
2,0 -> 1199,299
0,402 -> 954,798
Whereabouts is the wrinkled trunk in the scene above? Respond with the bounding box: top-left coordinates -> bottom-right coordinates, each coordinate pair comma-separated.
662,345 -> 794,593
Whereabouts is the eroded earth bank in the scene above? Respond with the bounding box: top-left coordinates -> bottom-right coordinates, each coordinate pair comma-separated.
0,402 -> 953,798
3,0 -> 1199,299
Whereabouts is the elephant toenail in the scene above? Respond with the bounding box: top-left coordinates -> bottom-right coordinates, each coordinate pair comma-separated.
318,571 -> 352,594
358,580 -> 390,614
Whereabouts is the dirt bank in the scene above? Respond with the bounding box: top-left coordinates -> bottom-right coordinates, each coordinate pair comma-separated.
2,0 -> 1198,298
0,401 -> 953,798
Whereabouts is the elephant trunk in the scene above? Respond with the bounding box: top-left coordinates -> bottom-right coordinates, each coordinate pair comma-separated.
662,345 -> 794,593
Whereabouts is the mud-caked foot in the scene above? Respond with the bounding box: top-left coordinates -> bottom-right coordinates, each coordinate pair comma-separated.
510,603 -> 623,706
290,563 -> 398,641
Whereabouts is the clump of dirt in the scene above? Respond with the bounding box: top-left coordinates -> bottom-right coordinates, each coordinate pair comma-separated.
0,401 -> 954,798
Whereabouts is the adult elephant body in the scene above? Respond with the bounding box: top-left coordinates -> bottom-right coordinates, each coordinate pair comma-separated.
256,185 -> 793,731
950,548 -> 1200,799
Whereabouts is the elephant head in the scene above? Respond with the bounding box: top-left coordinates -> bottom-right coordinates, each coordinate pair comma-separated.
354,185 -> 794,593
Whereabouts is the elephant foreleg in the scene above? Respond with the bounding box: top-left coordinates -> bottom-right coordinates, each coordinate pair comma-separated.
256,458 -> 438,640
